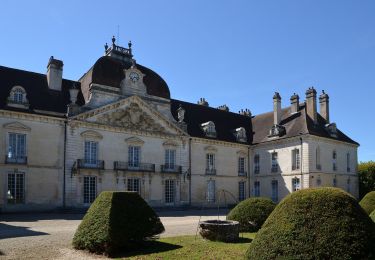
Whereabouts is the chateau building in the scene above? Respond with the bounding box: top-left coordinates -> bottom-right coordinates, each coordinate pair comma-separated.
0,38 -> 359,211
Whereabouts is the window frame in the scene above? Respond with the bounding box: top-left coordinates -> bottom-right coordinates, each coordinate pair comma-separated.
239,181 -> 246,201
271,152 -> 278,172
7,171 -> 25,204
332,150 -> 337,171
271,180 -> 278,202
127,178 -> 141,194
254,154 -> 260,174
238,156 -> 246,176
291,148 -> 300,171
292,178 -> 300,192
83,176 -> 97,204
165,149 -> 176,170
254,181 -> 260,197
84,140 -> 98,166
128,145 -> 141,168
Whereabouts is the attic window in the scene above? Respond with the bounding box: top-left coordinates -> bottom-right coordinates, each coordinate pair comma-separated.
325,123 -> 337,138
7,86 -> 29,109
235,127 -> 247,142
201,121 -> 217,138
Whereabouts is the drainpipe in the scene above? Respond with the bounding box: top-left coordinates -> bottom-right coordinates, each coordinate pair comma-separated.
300,136 -> 303,189
188,138 -> 192,206
247,145 -> 251,198
63,119 -> 67,208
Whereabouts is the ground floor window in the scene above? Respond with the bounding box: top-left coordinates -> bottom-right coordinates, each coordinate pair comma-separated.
83,176 -> 96,204
271,180 -> 278,202
254,181 -> 260,197
7,172 -> 25,204
333,178 -> 337,187
207,180 -> 215,203
292,178 -> 300,192
239,181 -> 246,201
127,178 -> 140,194
347,178 -> 351,193
165,179 -> 175,204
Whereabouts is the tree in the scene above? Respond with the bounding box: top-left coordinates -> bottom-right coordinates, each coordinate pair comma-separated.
358,161 -> 375,199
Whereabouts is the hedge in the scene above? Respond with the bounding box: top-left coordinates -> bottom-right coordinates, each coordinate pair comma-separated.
359,191 -> 375,215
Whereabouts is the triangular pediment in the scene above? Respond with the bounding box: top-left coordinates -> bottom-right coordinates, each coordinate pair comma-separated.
3,121 -> 31,131
72,96 -> 186,136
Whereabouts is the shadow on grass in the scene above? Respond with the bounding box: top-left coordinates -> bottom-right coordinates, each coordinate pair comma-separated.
232,237 -> 253,244
111,240 -> 182,258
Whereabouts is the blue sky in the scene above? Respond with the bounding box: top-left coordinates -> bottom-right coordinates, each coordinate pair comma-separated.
1,1 -> 374,161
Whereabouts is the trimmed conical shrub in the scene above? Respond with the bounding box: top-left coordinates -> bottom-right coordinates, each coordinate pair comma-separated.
227,197 -> 275,232
73,191 -> 164,255
246,187 -> 375,260
359,191 -> 375,215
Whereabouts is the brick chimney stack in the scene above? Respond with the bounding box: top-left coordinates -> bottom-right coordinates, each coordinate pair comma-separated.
319,90 -> 329,124
47,56 -> 63,91
305,87 -> 317,124
290,93 -> 299,114
273,92 -> 282,125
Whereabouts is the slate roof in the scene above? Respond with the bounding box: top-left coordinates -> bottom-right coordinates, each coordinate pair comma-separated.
0,66 -> 84,117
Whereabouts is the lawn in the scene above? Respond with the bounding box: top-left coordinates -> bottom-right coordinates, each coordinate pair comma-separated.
116,233 -> 256,259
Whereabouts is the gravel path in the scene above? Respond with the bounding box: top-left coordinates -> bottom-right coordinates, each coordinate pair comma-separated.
0,210 -> 227,260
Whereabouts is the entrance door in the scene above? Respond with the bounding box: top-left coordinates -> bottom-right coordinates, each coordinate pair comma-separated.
165,179 -> 175,205
83,176 -> 97,204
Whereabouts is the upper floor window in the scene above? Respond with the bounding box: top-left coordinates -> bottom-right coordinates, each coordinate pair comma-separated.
271,180 -> 278,202
128,146 -> 141,168
332,151 -> 337,171
238,157 -> 246,176
292,148 -> 300,170
7,86 -> 29,108
346,153 -> 350,172
316,147 -> 321,170
292,178 -> 300,192
165,149 -> 176,170
84,141 -> 98,165
254,154 -> 260,174
271,152 -> 278,172
201,121 -> 217,138
7,133 -> 26,164
206,153 -> 216,174
254,181 -> 260,197
235,127 -> 247,142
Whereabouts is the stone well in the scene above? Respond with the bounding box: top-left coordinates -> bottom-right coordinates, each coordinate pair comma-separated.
199,220 -> 239,242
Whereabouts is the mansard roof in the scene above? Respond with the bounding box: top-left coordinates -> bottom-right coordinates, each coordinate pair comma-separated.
0,65 -> 84,117
79,56 -> 170,100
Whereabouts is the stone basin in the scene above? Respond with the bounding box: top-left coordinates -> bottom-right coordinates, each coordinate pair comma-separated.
199,220 -> 239,242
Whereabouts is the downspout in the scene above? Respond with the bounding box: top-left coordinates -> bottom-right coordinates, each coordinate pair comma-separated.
63,119 -> 67,209
300,137 -> 303,189
188,138 -> 192,206
247,145 -> 251,198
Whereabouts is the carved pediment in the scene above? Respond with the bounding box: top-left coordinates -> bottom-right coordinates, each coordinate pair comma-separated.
96,102 -> 167,133
3,122 -> 31,131
80,130 -> 103,140
125,136 -> 144,145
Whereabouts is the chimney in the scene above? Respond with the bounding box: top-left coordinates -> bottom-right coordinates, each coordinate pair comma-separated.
305,87 -> 317,124
290,93 -> 299,114
239,108 -> 251,117
217,105 -> 229,112
319,90 -> 329,124
197,98 -> 209,106
273,92 -> 282,125
47,56 -> 63,91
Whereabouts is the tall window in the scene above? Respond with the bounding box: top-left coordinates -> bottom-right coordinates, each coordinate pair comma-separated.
239,181 -> 246,201
254,181 -> 260,197
347,178 -> 351,193
316,177 -> 322,187
7,172 -> 25,204
206,153 -> 215,170
84,141 -> 98,165
128,146 -> 140,168
8,133 -> 26,163
207,180 -> 215,202
333,177 -> 337,187
127,178 -> 140,194
165,179 -> 175,204
271,180 -> 278,202
316,147 -> 321,170
13,89 -> 24,103
271,152 -> 278,172
254,154 -> 260,174
346,153 -> 350,172
332,151 -> 337,171
292,178 -> 300,192
83,176 -> 96,204
238,157 -> 246,176
292,149 -> 300,170
165,149 -> 176,170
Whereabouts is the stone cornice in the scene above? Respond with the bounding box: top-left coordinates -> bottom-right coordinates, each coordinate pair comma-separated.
191,137 -> 250,149
0,110 -> 65,124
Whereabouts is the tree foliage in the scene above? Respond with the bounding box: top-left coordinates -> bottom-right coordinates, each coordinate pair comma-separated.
358,161 -> 375,199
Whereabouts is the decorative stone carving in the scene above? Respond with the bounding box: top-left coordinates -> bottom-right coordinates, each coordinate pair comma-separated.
96,103 -> 166,133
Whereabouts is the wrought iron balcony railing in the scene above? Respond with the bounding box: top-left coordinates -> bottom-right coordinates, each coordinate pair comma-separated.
114,161 -> 155,172
5,155 -> 27,164
161,164 -> 182,174
205,168 -> 216,175
77,159 -> 105,169
238,171 -> 247,177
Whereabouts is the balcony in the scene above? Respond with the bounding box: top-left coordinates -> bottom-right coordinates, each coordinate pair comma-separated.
77,159 -> 105,169
5,155 -> 27,164
238,171 -> 247,177
161,164 -> 182,174
205,168 -> 216,175
114,161 -> 155,172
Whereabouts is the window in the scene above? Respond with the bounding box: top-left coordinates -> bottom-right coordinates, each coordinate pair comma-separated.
333,178 -> 337,187
127,178 -> 140,194
271,152 -> 278,172
316,177 -> 321,187
84,141 -> 98,165
346,153 -> 350,172
8,133 -> 26,163
8,86 -> 28,106
292,149 -> 300,170
332,151 -> 337,171
13,89 -> 24,103
201,121 -> 217,137
254,154 -> 260,174
316,147 -> 321,170
83,176 -> 96,204
239,181 -> 246,201
271,180 -> 278,202
347,178 -> 351,193
7,172 -> 25,204
238,157 -> 246,176
165,179 -> 175,204
206,153 -> 215,174
165,149 -> 176,170
254,181 -> 260,197
235,127 -> 247,142
292,178 -> 300,192
207,180 -> 215,202
128,146 -> 140,168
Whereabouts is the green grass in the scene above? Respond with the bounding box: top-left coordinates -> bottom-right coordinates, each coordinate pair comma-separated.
115,233 -> 256,259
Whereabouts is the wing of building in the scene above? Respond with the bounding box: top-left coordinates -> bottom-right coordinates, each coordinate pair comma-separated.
0,38 -> 359,212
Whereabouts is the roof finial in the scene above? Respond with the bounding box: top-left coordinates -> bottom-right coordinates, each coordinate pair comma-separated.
112,36 -> 116,45
104,43 -> 108,51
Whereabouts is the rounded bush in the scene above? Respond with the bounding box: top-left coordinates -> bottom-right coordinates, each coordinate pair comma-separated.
227,197 -> 275,232
73,191 -> 164,255
246,187 -> 375,260
371,210 -> 375,223
359,191 -> 375,215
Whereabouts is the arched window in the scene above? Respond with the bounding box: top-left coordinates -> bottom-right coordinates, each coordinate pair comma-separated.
13,89 -> 24,103
201,121 -> 217,138
7,86 -> 28,108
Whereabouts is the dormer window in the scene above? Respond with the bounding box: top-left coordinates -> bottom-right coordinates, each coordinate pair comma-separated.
7,86 -> 29,109
201,121 -> 217,138
235,127 -> 247,142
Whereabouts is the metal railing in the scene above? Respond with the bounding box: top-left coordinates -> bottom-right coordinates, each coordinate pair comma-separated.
205,168 -> 216,175
5,156 -> 27,164
161,165 -> 182,174
114,161 -> 155,172
238,171 -> 247,177
77,159 -> 105,169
